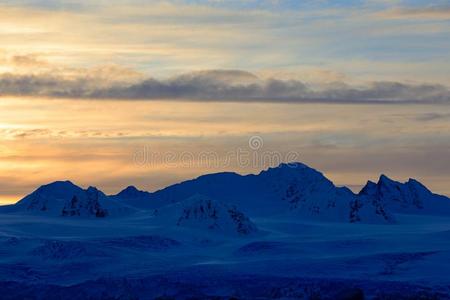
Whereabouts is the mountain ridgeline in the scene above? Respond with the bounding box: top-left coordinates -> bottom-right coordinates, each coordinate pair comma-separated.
4,163 -> 450,230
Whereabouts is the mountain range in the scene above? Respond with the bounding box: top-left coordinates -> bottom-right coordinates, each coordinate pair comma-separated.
2,162 -> 449,233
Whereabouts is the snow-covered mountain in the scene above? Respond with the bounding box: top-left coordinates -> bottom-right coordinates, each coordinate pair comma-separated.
1,164 -> 450,299
155,194 -> 258,236
14,181 -> 87,214
130,162 -> 394,223
6,162 -> 449,222
12,181 -> 135,217
257,163 -> 394,223
359,174 -> 450,216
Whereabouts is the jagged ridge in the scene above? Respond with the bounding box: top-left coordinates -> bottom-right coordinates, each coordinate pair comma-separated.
359,174 -> 450,216
7,162 -> 450,223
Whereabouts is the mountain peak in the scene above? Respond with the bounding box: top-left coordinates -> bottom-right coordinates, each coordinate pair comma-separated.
277,162 -> 310,169
359,174 -> 450,215
86,186 -> 99,192
378,174 -> 394,184
15,180 -> 85,213
260,162 -> 332,189
38,180 -> 79,190
32,180 -> 84,200
123,185 -> 139,192
116,185 -> 150,199
261,162 -> 320,176
376,175 -> 431,195
406,178 -> 428,189
359,180 -> 377,196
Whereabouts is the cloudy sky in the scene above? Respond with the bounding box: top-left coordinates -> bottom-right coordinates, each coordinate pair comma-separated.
0,0 -> 449,203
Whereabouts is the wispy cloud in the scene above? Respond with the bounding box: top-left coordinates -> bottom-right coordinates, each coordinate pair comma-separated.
1,1 -> 449,84
375,5 -> 450,20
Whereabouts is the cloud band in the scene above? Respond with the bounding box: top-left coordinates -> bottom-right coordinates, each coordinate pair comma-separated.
1,70 -> 449,104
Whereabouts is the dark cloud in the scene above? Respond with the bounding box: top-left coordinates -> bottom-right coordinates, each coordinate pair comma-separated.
0,70 -> 449,104
10,54 -> 49,67
415,112 -> 450,121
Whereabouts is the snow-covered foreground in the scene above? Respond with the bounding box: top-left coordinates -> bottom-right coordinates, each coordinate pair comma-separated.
1,163 -> 450,299
1,212 -> 450,299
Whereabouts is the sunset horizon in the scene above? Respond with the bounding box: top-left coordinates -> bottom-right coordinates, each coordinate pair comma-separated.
1,1 -> 449,204
1,1 -> 450,298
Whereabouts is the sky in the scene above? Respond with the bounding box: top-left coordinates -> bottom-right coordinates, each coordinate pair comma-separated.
0,0 -> 449,203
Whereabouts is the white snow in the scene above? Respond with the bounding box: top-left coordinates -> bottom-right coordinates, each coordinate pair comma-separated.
360,174 -> 450,216
155,194 -> 258,236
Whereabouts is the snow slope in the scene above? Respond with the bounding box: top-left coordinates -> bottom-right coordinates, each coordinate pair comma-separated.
0,212 -> 449,298
155,194 -> 258,236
